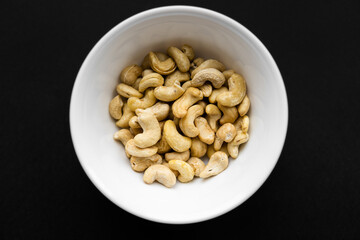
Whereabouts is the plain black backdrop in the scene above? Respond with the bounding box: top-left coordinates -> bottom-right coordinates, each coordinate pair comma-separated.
1,0 -> 359,239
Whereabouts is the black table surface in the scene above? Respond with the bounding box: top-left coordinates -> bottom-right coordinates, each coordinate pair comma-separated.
1,0 -> 359,238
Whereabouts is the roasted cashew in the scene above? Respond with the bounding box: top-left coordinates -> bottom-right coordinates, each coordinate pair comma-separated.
217,73 -> 247,107
181,44 -> 195,61
163,120 -> 192,152
190,59 -> 226,78
207,143 -> 229,158
143,164 -> 176,188
120,64 -> 142,85
190,137 -> 207,158
194,117 -> 215,145
164,70 -> 190,86
113,129 -> 134,146
200,151 -> 228,178
125,139 -> 158,157
187,157 -> 205,177
116,83 -> 143,98
141,52 -> 168,69
109,95 -> 123,120
168,160 -> 194,183
227,131 -> 249,158
214,123 -> 236,151
172,87 -> 203,118
205,104 -> 222,131
209,87 -> 228,103
154,80 -> 185,102
218,103 -> 239,124
189,68 -> 226,89
222,69 -> 235,80
167,46 -> 190,72
138,73 -> 164,92
139,102 -> 170,121
199,83 -> 213,97
127,89 -> 157,111
149,51 -> 176,75
130,154 -> 162,172
165,150 -> 190,162
116,103 -> 135,128
238,95 -> 250,116
179,104 -> 204,137
133,109 -> 161,148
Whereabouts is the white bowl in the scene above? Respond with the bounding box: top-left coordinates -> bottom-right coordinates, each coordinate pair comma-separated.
70,6 -> 288,224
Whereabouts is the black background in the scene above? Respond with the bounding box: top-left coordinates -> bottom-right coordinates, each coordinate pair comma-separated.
1,0 -> 360,238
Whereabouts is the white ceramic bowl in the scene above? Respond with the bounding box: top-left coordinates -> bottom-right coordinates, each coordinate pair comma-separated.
70,6 -> 288,224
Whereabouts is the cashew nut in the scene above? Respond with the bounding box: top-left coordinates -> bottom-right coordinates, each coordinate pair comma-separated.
149,51 -> 176,75
190,59 -> 226,78
218,103 -> 239,124
113,129 -> 134,146
116,83 -> 143,98
128,116 -> 141,129
162,161 -> 179,177
167,46 -> 190,72
227,131 -> 249,158
205,104 -> 222,131
209,87 -> 228,103
189,68 -> 226,89
190,137 -> 207,158
179,104 -> 204,137
200,151 -> 228,178
217,73 -> 247,107
168,160 -> 194,183
199,83 -> 213,97
140,102 -> 170,121
164,70 -> 190,86
214,123 -> 236,151
116,103 -> 135,128
130,154 -> 163,172
132,77 -> 142,91
138,73 -> 164,92
120,64 -> 142,85
133,109 -> 161,148
130,126 -> 142,136
172,87 -> 203,118
194,117 -> 215,145
207,143 -> 229,158
165,150 -> 190,162
109,95 -> 123,120
187,157 -> 205,177
181,81 -> 192,91
181,44 -> 195,61
143,164 -> 176,188
142,69 -> 154,77
141,52 -> 168,69
222,69 -> 235,80
238,95 -> 250,116
190,57 -> 205,69
154,80 -> 185,102
163,120 -> 192,152
127,89 -> 157,111
241,115 -> 249,133
197,100 -> 207,109
155,133 -> 172,154
125,139 -> 158,157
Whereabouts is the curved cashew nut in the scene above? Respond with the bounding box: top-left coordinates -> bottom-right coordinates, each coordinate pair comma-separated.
218,103 -> 239,125
194,117 -> 215,145
165,150 -> 190,162
209,87 -> 228,103
133,110 -> 161,148
199,83 -> 213,97
127,89 -> 157,111
168,160 -> 194,183
179,104 -> 204,137
172,87 -> 203,118
190,59 -> 226,78
205,104 -> 222,131
164,70 -> 190,86
120,64 -> 142,85
217,73 -> 247,107
189,68 -> 226,89
167,46 -> 190,72
138,73 -> 164,92
109,95 -> 123,120
143,164 -> 176,188
227,131 -> 249,158
163,120 -> 192,152
200,151 -> 229,178
187,157 -> 205,177
149,51 -> 176,75
214,123 -> 236,151
238,95 -> 250,116
141,52 -> 168,69
128,116 -> 141,129
190,137 -> 207,158
142,69 -> 154,77
116,83 -> 143,98
116,103 -> 135,128
181,44 -> 195,61
125,139 -> 158,157
140,102 -> 170,121
154,80 -> 185,102
113,129 -> 134,146
130,154 -> 162,172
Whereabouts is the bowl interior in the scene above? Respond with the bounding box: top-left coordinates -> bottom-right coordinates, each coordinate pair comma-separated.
70,6 -> 288,224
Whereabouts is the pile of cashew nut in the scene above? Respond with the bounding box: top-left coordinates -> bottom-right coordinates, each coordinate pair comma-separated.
109,44 -> 250,188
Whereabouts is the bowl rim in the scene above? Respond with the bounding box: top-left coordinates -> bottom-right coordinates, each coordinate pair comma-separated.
69,5 -> 289,224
